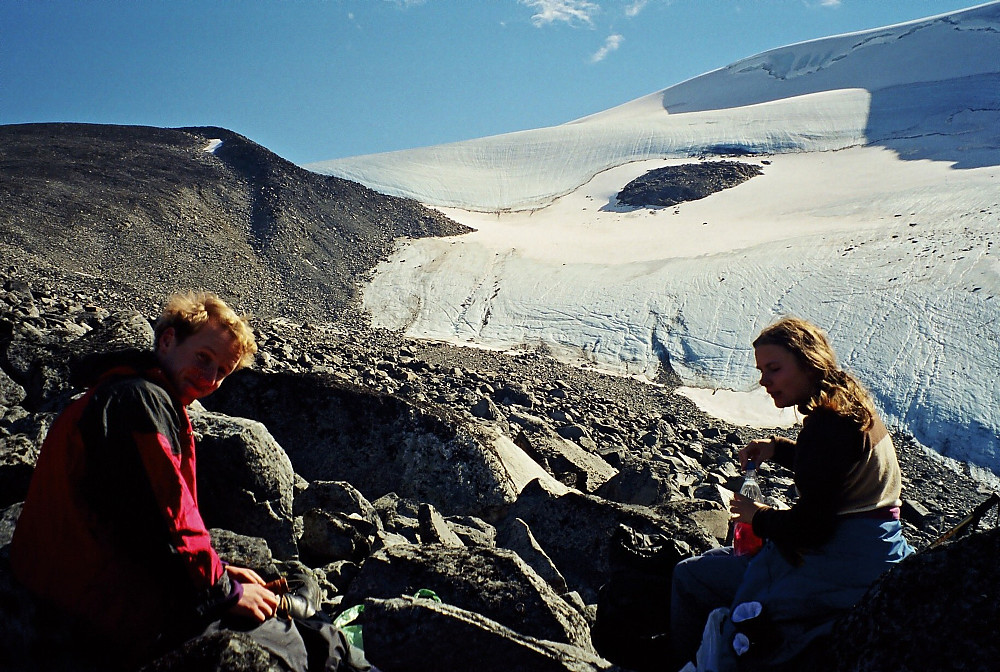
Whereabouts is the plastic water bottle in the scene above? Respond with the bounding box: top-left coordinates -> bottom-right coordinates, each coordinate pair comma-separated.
734,461 -> 764,557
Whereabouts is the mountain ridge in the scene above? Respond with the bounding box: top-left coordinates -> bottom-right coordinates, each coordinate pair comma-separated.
0,122 -> 469,323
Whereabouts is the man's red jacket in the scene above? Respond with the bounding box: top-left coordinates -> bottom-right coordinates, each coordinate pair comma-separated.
11,351 -> 239,658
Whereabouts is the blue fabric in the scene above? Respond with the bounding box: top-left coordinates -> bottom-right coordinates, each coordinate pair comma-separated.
671,547 -> 749,663
721,517 -> 914,669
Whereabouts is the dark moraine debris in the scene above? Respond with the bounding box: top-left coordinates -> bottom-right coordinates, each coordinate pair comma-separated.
616,161 -> 763,208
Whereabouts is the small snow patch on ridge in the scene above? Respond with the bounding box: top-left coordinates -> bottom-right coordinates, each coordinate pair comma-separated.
204,139 -> 223,153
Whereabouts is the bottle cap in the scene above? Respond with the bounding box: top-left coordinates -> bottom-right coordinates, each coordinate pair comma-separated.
746,460 -> 757,471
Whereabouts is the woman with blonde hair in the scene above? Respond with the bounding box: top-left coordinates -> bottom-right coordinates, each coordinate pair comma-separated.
670,316 -> 913,670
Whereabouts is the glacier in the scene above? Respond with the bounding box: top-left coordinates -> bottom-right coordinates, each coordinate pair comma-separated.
307,2 -> 1000,475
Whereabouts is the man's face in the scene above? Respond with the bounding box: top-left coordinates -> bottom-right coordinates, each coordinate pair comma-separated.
157,319 -> 241,405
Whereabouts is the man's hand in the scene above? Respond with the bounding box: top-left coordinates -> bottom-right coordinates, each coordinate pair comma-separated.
226,565 -> 267,586
226,565 -> 276,621
229,583 -> 279,622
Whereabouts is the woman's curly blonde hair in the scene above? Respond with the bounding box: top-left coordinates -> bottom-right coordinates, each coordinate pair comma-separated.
753,316 -> 876,430
154,291 -> 257,369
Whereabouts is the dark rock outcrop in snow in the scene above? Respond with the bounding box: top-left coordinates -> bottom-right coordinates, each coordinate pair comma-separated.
616,161 -> 763,208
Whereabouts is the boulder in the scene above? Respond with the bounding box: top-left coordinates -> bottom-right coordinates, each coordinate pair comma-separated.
0,367 -> 26,408
139,630 -> 282,672
299,508 -> 376,564
497,479 -> 717,603
211,528 -> 279,579
190,410 -> 298,559
0,433 -> 39,508
418,502 -> 465,547
200,368 -> 567,521
3,309 -> 154,412
830,528 -> 1000,671
361,596 -> 619,672
513,428 -> 618,493
497,517 -> 569,595
294,480 -> 382,532
343,543 -> 594,650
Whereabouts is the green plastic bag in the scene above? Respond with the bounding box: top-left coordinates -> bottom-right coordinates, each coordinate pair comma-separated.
412,588 -> 442,602
331,588 -> 443,659
333,603 -> 366,652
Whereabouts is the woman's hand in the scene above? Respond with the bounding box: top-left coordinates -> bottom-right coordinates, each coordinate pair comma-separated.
226,565 -> 267,586
228,583 -> 279,622
730,493 -> 767,524
738,438 -> 775,470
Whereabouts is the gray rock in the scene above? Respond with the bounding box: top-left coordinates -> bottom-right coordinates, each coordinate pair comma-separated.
497,517 -> 569,595
361,596 -> 619,672
294,480 -> 382,533
0,502 -> 21,553
300,508 -> 375,564
200,370 -> 523,521
0,369 -> 26,408
445,514 -> 497,547
344,543 -> 594,650
140,630 -> 284,672
498,478 -> 716,603
514,428 -> 618,494
210,528 -> 278,578
0,434 -> 39,508
418,502 -> 465,547
831,528 -> 1000,671
373,492 -> 423,544
191,411 -> 298,559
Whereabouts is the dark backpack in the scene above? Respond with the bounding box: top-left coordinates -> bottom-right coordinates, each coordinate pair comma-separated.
591,524 -> 692,671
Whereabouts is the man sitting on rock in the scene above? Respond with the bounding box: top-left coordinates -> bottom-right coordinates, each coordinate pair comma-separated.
9,291 -> 327,668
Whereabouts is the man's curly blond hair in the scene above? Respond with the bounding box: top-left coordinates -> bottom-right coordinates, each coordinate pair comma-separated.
153,291 -> 257,369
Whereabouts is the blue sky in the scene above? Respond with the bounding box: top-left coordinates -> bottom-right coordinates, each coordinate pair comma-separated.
1,0 -> 980,164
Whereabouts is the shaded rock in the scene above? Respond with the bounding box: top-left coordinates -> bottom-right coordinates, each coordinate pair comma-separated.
595,457 -> 681,507
514,428 -> 618,493
191,410 -> 298,559
497,517 -> 569,595
418,502 -> 465,547
75,309 -> 155,352
300,508 -> 375,564
373,492 -> 422,545
0,502 -> 20,552
211,529 -> 279,578
294,480 -> 382,533
830,528 -> 1000,671
494,382 -> 537,408
140,630 -> 283,672
471,395 -> 502,420
200,370 -> 525,521
0,433 -> 39,508
4,336 -> 74,412
444,514 -> 497,548
362,596 -> 619,672
343,543 -> 593,650
498,479 -> 717,603
0,368 -> 26,407
3,310 -> 152,415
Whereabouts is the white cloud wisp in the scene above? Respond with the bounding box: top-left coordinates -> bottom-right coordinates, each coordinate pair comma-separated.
520,0 -> 600,27
591,33 -> 624,62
